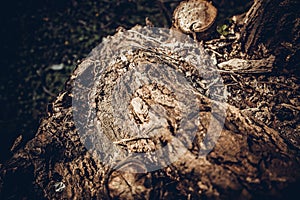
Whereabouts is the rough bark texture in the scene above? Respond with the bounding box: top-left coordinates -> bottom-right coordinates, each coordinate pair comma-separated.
1,0 -> 300,200
240,0 -> 299,72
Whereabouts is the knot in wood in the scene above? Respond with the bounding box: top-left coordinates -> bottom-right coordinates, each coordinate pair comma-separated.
172,0 -> 217,34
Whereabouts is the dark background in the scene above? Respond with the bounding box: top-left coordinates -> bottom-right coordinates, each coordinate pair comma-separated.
0,0 -> 252,162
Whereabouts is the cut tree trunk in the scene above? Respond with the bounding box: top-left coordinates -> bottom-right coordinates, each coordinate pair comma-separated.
1,0 -> 299,200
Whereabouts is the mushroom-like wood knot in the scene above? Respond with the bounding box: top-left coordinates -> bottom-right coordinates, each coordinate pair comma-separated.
172,0 -> 217,34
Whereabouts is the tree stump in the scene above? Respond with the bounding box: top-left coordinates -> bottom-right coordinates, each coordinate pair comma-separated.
1,0 -> 299,199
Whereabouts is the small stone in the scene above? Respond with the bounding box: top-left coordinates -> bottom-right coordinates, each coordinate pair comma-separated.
54,181 -> 66,193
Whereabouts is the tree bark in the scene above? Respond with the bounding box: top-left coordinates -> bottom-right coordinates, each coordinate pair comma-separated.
1,1 -> 299,199
240,0 -> 299,72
